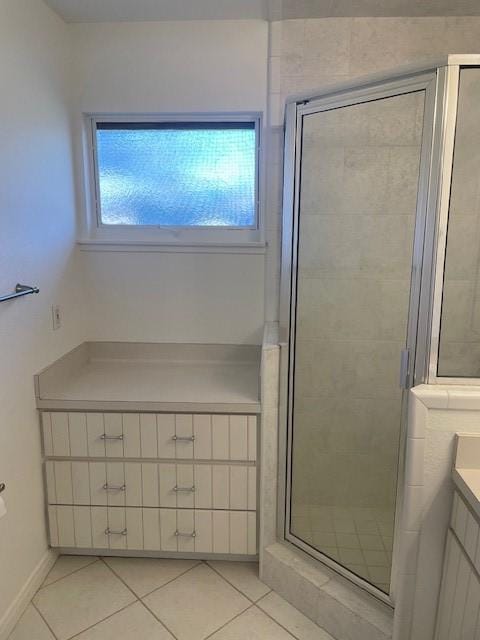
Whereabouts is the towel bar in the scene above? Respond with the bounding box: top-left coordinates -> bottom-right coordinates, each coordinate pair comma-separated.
0,284 -> 39,303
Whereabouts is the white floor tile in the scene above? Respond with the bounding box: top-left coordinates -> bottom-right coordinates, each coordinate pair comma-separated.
358,534 -> 384,551
354,520 -> 379,535
73,601 -> 174,639
368,565 -> 391,584
312,532 -> 336,547
143,563 -> 250,640
363,550 -> 389,567
43,555 -> 98,587
338,548 -> 364,565
208,606 -> 296,639
8,605 -> 54,640
103,557 -> 199,597
311,516 -> 335,533
33,561 -> 136,640
257,591 -> 335,640
335,533 -> 360,549
333,518 -> 356,534
322,547 -> 340,561
345,564 -> 369,580
288,502 -> 395,590
207,561 -> 270,602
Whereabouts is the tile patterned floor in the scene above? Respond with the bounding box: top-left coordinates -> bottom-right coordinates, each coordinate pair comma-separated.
9,555 -> 334,640
290,504 -> 394,593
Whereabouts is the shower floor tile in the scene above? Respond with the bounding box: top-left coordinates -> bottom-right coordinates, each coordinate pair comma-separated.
290,503 -> 394,592
8,556 -> 332,640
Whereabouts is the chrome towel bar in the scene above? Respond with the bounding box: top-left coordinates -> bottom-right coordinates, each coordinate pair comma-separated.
0,284 -> 39,303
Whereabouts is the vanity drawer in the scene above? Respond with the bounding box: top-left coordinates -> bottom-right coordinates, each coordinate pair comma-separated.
45,460 -> 257,511
48,505 -> 257,555
42,412 -> 257,462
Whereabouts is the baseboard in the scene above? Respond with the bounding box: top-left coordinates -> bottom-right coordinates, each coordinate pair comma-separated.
0,549 -> 58,640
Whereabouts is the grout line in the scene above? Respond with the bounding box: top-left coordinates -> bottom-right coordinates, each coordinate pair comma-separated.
136,598 -> 180,640
203,603 -> 255,640
135,566 -> 195,640
54,558 -> 142,640
31,601 -> 59,640
38,557 -> 100,591
30,556 -> 324,640
254,601 -> 313,640
205,561 -> 266,605
98,556 -> 140,602
65,600 -> 139,640
136,560 -> 203,599
99,552 -> 201,632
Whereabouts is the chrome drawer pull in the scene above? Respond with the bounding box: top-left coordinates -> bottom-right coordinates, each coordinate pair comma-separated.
100,434 -> 124,441
103,483 -> 126,492
172,435 -> 195,442
175,530 -> 196,538
173,485 -> 196,493
105,528 -> 127,536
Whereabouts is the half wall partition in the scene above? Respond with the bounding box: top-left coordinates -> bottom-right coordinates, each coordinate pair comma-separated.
279,55 -> 480,605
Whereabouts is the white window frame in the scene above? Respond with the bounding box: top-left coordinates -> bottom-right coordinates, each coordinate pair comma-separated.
79,112 -> 265,252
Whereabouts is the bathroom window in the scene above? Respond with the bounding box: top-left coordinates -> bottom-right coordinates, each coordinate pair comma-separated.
84,115 -> 262,247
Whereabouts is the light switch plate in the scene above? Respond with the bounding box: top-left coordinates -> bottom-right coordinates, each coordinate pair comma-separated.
52,305 -> 61,330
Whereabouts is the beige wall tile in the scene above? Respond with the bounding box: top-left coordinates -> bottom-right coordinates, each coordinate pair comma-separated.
349,17 -> 446,76
303,19 -> 352,76
298,214 -> 415,278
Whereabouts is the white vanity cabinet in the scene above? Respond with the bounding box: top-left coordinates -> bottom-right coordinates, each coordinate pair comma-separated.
42,411 -> 258,558
435,492 -> 480,639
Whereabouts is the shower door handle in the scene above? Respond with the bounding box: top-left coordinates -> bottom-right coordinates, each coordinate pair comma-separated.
399,348 -> 410,389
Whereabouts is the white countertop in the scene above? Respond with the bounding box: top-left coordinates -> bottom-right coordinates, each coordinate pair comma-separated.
35,342 -> 261,414
453,468 -> 480,521
453,434 -> 480,520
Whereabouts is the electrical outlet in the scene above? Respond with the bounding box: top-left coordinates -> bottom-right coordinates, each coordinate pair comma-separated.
52,305 -> 61,330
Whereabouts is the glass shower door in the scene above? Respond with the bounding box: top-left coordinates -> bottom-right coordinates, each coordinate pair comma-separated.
287,90 -> 426,594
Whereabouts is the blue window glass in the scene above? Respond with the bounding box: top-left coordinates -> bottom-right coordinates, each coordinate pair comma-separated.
95,122 -> 257,227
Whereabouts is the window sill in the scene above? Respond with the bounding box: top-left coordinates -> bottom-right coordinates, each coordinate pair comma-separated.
77,238 -> 267,254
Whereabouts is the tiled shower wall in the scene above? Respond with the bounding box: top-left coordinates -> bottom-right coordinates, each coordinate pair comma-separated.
438,67 -> 480,377
290,92 -> 423,517
265,16 -> 480,323
265,17 -> 480,514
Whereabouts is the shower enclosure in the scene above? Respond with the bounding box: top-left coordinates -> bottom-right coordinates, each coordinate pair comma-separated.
279,56 -> 480,602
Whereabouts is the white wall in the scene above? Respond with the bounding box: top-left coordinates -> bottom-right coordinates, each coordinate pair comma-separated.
71,20 -> 268,344
0,0 -> 86,626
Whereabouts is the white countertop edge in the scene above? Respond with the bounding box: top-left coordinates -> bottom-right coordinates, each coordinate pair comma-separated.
452,434 -> 480,520
36,398 -> 261,414
453,468 -> 480,521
